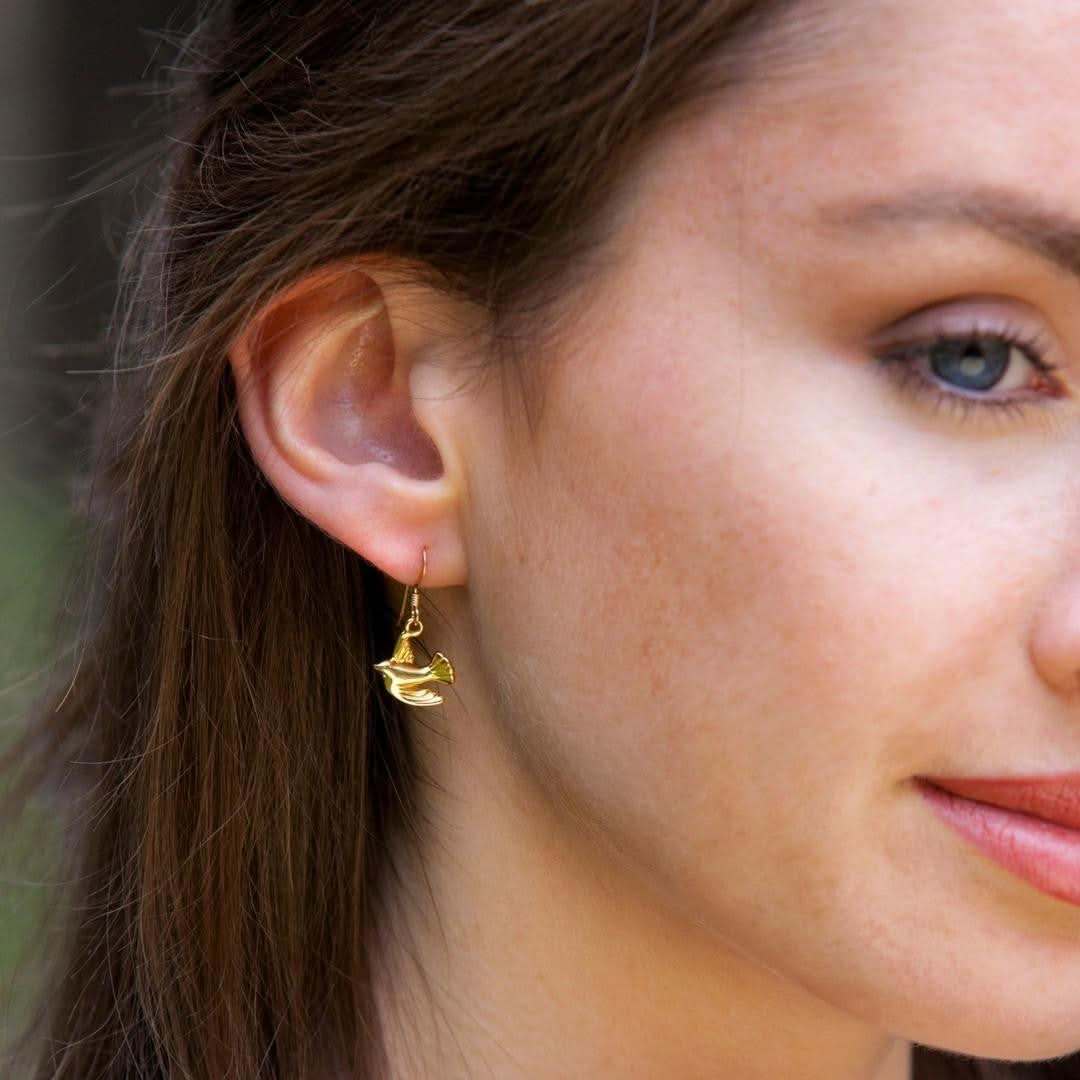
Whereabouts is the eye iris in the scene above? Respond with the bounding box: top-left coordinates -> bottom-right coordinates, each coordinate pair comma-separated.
929,336 -> 1010,391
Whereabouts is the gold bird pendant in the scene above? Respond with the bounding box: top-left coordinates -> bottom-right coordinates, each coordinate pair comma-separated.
374,584 -> 455,707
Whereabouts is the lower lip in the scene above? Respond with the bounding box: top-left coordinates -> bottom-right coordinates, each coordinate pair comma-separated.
916,779 -> 1080,908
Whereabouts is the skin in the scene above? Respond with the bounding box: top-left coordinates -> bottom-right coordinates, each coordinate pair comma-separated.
228,1 -> 1080,1076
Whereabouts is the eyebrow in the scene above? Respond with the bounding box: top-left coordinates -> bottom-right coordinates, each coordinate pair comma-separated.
818,185 -> 1080,284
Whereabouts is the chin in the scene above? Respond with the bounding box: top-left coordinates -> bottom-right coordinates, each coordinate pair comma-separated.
909,1010 -> 1080,1065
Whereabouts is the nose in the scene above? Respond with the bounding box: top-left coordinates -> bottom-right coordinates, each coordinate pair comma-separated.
1030,570 -> 1080,695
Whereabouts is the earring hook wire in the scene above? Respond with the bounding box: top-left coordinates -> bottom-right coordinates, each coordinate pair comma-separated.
396,546 -> 428,625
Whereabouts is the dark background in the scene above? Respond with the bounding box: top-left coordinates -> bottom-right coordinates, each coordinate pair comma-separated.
2,1 -> 192,487
0,1 -> 193,1048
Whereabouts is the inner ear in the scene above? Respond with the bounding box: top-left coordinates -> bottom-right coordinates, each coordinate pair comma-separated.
270,268 -> 444,481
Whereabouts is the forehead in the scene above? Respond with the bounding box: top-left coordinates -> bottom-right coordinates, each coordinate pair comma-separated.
654,0 -> 1080,220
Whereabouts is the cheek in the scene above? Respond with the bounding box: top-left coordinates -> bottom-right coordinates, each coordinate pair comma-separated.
489,315 -> 1057,905
468,291 -> 1080,1049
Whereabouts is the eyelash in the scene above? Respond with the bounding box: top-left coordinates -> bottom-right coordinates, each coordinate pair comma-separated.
872,322 -> 1065,425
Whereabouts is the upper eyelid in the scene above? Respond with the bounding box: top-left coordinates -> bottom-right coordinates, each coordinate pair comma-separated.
865,298 -> 1055,353
869,295 -> 1031,331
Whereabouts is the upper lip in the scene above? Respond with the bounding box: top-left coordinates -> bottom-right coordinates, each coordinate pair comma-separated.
918,773 -> 1080,832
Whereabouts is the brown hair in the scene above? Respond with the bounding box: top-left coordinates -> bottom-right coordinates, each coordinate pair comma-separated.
1,2 -> 1075,1077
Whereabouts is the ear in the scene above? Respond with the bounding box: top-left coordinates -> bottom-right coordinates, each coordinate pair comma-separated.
226,258 -> 476,589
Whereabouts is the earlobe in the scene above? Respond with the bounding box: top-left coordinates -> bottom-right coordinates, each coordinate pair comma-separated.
226,260 -> 469,589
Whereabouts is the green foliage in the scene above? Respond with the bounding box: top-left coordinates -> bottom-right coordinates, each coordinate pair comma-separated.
0,461 -> 76,1062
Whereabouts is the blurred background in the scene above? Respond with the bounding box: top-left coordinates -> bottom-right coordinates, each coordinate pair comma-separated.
0,0 -> 192,1053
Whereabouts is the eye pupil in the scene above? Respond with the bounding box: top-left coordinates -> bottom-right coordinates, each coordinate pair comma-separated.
929,336 -> 1010,391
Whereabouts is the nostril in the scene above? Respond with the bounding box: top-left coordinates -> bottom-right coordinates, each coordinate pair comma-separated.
1028,579 -> 1080,697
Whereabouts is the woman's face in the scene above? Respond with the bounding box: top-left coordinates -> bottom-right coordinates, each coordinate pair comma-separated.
453,0 -> 1080,1060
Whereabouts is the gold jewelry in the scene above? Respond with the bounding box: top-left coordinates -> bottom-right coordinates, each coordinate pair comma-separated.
373,547 -> 455,707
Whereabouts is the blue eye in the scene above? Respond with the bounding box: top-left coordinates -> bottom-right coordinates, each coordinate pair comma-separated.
927,336 -> 1012,392
872,324 -> 1066,424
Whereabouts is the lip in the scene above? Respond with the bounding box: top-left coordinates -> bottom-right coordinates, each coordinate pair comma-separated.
915,775 -> 1080,908
921,772 -> 1080,831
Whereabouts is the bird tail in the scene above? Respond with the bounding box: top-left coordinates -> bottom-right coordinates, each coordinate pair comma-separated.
429,652 -> 455,684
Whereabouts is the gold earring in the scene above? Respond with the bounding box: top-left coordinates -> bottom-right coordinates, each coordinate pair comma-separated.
373,547 -> 455,707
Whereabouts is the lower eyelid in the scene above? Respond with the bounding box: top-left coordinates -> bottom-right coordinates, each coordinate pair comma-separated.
869,337 -> 1074,435
873,355 -> 1035,425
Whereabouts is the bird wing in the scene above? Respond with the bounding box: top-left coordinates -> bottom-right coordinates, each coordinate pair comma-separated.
398,685 -> 444,706
391,635 -> 416,664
